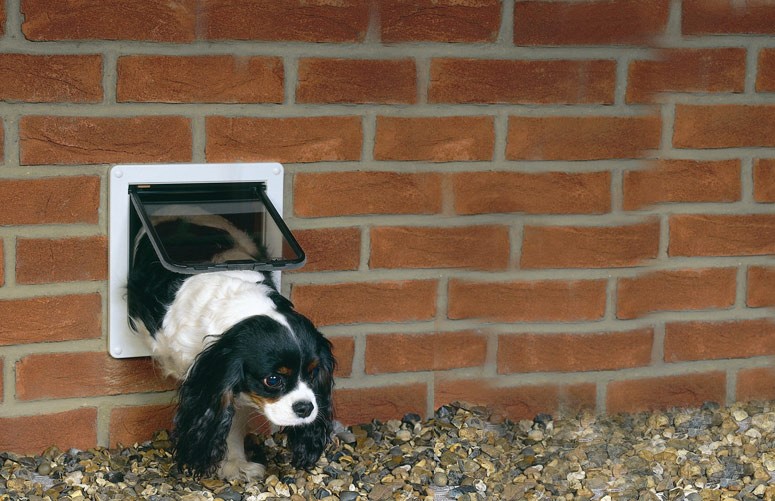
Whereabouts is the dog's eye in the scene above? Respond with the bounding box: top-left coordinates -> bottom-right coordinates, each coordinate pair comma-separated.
263,375 -> 283,389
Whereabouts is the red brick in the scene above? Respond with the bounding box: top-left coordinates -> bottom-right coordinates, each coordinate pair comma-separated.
521,220 -> 659,269
623,160 -> 741,210
754,159 -> 775,202
453,171 -> 610,215
110,404 -> 176,447
375,116 -> 494,162
683,0 -> 775,35
748,266 -> 775,308
674,105 -> 775,149
206,116 -> 361,163
297,59 -> 416,104
0,2 -> 4,37
380,0 -> 500,42
202,0 -> 369,42
334,383 -> 427,425
370,225 -> 510,270
627,48 -> 746,103
0,244 -> 3,287
21,0 -> 196,41
737,367 -> 775,402
20,116 -> 191,165
670,214 -> 775,257
0,176 -> 100,225
16,236 -> 107,284
448,279 -> 606,322
515,0 -> 670,46
292,280 -> 437,326
430,59 -> 615,104
499,329 -> 653,374
0,408 -> 97,455
291,228 -> 360,272
436,378 -> 596,421
507,115 -> 661,160
607,372 -> 726,414
294,172 -> 442,218
365,331 -> 487,374
16,352 -> 175,401
330,337 -> 355,378
617,268 -> 737,320
0,294 -> 101,346
0,359 -> 3,402
665,319 -> 775,362
758,50 -> 775,92
118,55 -> 283,103
0,54 -> 102,103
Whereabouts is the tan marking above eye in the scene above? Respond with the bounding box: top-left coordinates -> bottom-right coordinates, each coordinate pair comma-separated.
276,366 -> 293,375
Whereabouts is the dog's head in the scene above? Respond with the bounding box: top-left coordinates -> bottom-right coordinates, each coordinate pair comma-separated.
172,296 -> 335,477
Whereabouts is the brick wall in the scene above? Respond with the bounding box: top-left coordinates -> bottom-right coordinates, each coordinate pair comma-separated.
1,0 -> 775,453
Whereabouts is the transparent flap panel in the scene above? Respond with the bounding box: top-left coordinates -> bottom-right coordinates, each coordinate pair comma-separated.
130,182 -> 305,274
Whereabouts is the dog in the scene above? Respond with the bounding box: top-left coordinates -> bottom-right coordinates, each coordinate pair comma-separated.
126,208 -> 335,479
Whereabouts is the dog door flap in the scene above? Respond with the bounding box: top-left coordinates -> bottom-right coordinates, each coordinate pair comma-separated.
130,182 -> 305,274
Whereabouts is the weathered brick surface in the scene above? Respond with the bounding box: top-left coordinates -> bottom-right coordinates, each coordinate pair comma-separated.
292,280 -> 437,326
291,227 -> 361,272
448,279 -> 607,322
20,116 -> 192,165
334,383 -> 427,425
206,116 -> 361,163
683,0 -> 775,35
370,225 -> 510,270
498,329 -> 654,374
665,319 -> 775,362
429,59 -> 615,104
297,59 -> 416,104
21,0 -> 196,41
669,215 -> 775,257
294,172 -> 442,217
617,268 -> 737,320
623,160 -> 740,210
514,0 -> 670,46
453,171 -> 610,215
0,54 -> 102,102
0,408 -> 97,454
330,337 -> 355,378
380,0 -> 500,42
507,115 -> 661,160
754,159 -> 775,202
16,352 -> 175,401
0,176 -> 100,225
436,378 -> 596,420
365,331 -> 488,374
0,294 -> 101,346
748,267 -> 775,308
16,236 -> 108,284
607,373 -> 726,414
737,368 -> 775,403
110,404 -> 176,447
375,116 -> 494,162
117,56 -> 283,103
201,0 -> 369,42
520,220 -> 660,269
674,105 -> 775,149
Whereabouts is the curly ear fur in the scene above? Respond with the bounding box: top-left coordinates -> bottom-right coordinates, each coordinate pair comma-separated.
287,336 -> 336,469
173,333 -> 242,477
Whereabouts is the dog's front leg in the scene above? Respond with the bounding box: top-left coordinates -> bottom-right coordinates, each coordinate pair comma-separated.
217,402 -> 266,481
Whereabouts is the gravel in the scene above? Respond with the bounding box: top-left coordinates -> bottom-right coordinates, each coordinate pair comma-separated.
3,400 -> 775,500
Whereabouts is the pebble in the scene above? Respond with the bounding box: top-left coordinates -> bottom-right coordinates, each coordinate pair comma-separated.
4,402 -> 775,499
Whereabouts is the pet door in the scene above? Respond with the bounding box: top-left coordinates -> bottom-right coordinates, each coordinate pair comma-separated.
109,163 -> 301,358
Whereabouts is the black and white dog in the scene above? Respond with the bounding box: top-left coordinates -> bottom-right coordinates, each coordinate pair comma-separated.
127,211 -> 334,479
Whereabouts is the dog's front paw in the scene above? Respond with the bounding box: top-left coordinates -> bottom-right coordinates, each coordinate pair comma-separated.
217,458 -> 266,481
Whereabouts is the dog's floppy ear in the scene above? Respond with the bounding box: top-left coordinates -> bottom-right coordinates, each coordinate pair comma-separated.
173,327 -> 243,477
287,334 -> 336,470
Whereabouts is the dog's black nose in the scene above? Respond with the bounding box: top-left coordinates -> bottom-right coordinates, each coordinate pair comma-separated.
292,400 -> 314,418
